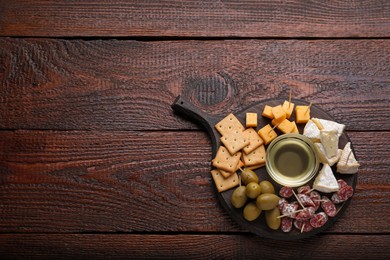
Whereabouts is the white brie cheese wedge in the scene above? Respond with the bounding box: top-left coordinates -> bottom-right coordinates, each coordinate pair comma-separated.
312,118 -> 324,130
337,142 -> 360,174
313,164 -> 339,193
320,130 -> 339,158
303,120 -> 321,142
314,143 -> 342,166
314,118 -> 346,137
328,149 -> 342,166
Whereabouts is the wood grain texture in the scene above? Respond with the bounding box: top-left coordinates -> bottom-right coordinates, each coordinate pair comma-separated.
0,130 -> 388,233
1,234 -> 390,259
1,0 -> 389,256
1,0 -> 390,37
1,38 -> 390,131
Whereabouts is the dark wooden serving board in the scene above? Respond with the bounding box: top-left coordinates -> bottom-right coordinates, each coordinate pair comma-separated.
172,95 -> 357,240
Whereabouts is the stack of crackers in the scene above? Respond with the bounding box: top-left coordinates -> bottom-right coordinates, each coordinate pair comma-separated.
211,113 -> 266,192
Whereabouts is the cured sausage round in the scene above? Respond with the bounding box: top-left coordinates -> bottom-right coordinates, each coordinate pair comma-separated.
297,185 -> 311,194
331,193 -> 343,204
279,186 -> 293,198
321,196 -> 337,217
281,217 -> 293,233
337,185 -> 354,201
294,219 -> 314,233
281,203 -> 299,218
337,179 -> 348,189
297,194 -> 316,208
332,185 -> 354,204
295,207 -> 315,221
310,212 -> 328,228
309,191 -> 321,211
278,198 -> 288,212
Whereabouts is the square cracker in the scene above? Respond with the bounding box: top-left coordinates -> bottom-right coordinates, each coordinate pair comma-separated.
219,160 -> 244,178
210,169 -> 239,192
215,113 -> 245,136
242,145 -> 266,167
242,128 -> 264,154
212,146 -> 241,173
220,130 -> 250,155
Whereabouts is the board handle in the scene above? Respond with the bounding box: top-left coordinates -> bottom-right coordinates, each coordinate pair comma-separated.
172,95 -> 219,147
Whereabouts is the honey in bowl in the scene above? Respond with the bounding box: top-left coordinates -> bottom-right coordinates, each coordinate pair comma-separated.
266,134 -> 319,187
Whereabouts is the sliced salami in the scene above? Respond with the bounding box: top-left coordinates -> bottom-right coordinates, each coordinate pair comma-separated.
331,193 -> 344,204
281,217 -> 293,233
294,219 -> 314,233
282,203 -> 299,218
279,186 -> 293,198
337,179 -> 348,189
301,221 -> 314,233
337,185 -> 354,201
307,206 -> 316,215
310,212 -> 328,228
321,196 -> 337,217
322,195 -> 331,203
297,194 -> 316,208
291,201 -> 300,208
295,207 -> 315,221
309,191 -> 321,211
297,185 -> 311,194
278,198 -> 288,211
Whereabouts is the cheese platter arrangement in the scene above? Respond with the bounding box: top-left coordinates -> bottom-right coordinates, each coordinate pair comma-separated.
172,94 -> 358,240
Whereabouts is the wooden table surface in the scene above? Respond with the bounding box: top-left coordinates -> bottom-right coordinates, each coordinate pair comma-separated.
1,1 -> 390,258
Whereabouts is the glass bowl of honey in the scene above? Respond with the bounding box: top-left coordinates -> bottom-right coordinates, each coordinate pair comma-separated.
266,133 -> 319,187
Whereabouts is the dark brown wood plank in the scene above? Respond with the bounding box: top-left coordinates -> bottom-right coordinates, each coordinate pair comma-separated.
1,1 -> 390,37
0,130 -> 388,233
1,234 -> 389,259
1,38 -> 390,131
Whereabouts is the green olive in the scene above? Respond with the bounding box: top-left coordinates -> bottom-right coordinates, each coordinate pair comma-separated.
265,207 -> 281,230
231,186 -> 248,208
245,182 -> 262,199
241,168 -> 259,185
243,202 -> 262,221
256,193 -> 280,210
259,180 -> 275,194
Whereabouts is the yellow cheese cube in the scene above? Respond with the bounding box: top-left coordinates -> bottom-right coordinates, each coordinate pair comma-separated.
246,113 -> 258,128
271,113 -> 286,126
295,106 -> 310,124
272,105 -> 286,121
277,119 -> 295,134
258,124 -> 278,145
282,100 -> 295,119
291,121 -> 299,134
262,105 -> 274,119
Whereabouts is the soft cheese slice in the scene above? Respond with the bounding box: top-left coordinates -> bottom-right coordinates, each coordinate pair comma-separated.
327,149 -> 342,167
320,130 -> 339,158
314,118 -> 346,137
337,142 -> 360,174
303,120 -> 321,142
312,118 -> 324,130
314,143 -> 342,166
313,164 -> 339,193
